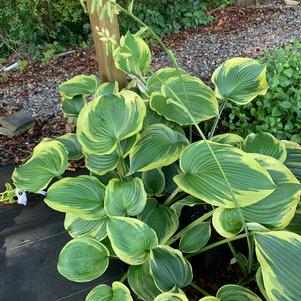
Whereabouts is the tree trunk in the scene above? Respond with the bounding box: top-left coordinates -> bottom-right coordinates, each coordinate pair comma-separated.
236,0 -> 256,6
87,0 -> 126,88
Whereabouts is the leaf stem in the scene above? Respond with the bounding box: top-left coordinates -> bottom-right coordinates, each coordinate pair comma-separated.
189,125 -> 193,142
236,277 -> 255,287
119,271 -> 128,283
208,99 -> 227,139
117,142 -> 127,179
248,235 -> 255,274
228,241 -> 247,277
186,233 -> 250,259
190,282 -> 210,297
167,210 -> 214,245
164,187 -> 181,206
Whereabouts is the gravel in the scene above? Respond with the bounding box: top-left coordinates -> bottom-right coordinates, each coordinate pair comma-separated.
1,0 -> 301,119
153,1 -> 301,81
1,78 -> 62,118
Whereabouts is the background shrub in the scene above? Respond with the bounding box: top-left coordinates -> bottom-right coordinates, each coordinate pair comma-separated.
119,0 -> 234,37
221,40 -> 301,143
0,0 -> 234,59
0,0 -> 88,58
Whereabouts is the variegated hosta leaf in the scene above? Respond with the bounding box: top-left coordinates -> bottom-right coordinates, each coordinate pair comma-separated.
216,285 -> 262,301
284,140 -> 301,181
120,135 -> 138,157
85,136 -> 137,175
154,292 -> 189,301
105,178 -> 147,217
143,102 -> 180,131
242,132 -> 287,163
114,32 -> 151,78
107,216 -> 158,265
213,183 -> 301,237
212,207 -> 242,238
253,155 -> 301,226
59,74 -> 99,99
149,245 -> 193,291
61,95 -> 85,117
210,133 -> 244,147
57,237 -> 109,282
149,75 -> 218,126
286,202 -> 301,235
85,152 -> 119,176
0,183 -> 16,204
129,124 -> 188,173
77,92 -> 146,155
256,154 -> 299,184
45,175 -> 106,220
49,133 -> 83,160
174,141 -> 275,208
255,231 -> 301,301
199,285 -> 262,301
64,213 -> 108,241
142,169 -> 165,196
139,198 -> 179,244
211,57 -> 268,105
86,281 -> 133,301
213,156 -> 301,237
94,81 -> 119,97
179,222 -> 211,253
12,140 -> 68,193
128,261 -> 161,301
171,196 -> 204,218
256,268 -> 269,301
146,68 -> 187,95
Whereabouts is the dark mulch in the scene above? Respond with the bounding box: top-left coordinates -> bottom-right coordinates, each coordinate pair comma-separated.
0,50 -> 98,90
161,5 -> 282,50
0,116 -> 67,166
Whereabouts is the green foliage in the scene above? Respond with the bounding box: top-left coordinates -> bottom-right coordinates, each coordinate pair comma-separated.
0,0 -> 234,58
0,183 -> 17,204
119,0 -> 234,38
57,237 -> 110,282
199,285 -> 263,301
16,59 -> 29,72
4,9 -> 301,301
113,31 -> 151,79
211,57 -> 268,105
0,72 -> 9,84
12,140 -> 68,193
0,0 -> 88,57
85,282 -> 133,301
222,40 -> 301,143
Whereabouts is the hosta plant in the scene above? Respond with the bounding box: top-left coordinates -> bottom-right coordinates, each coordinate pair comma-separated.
3,1 -> 301,301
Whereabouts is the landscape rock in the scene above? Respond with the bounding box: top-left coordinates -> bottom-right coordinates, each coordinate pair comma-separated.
0,111 -> 35,137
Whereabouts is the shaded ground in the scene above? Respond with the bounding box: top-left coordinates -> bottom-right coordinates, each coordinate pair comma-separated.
0,165 -> 124,301
1,0 -> 301,165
